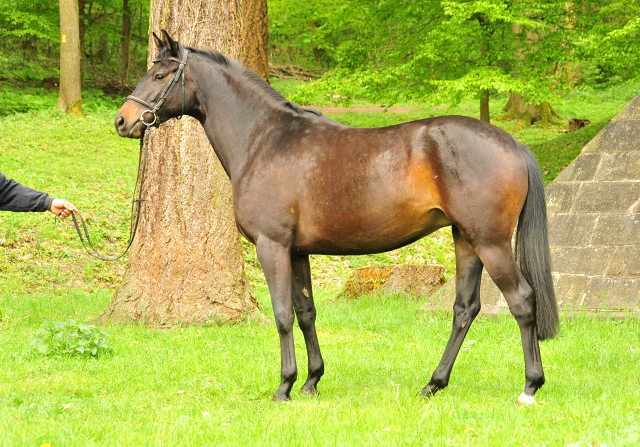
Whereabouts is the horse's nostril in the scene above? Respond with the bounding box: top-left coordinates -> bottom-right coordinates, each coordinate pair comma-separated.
115,115 -> 126,129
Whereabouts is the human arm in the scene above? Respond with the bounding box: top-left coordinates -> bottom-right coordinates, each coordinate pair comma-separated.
0,173 -> 76,218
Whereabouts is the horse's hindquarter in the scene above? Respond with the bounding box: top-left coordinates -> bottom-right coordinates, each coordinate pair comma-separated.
423,116 -> 529,243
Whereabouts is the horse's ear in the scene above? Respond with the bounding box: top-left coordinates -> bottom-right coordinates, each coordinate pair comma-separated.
152,31 -> 165,51
161,28 -> 181,58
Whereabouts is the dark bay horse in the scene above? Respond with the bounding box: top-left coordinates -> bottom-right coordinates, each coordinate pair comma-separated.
116,31 -> 558,404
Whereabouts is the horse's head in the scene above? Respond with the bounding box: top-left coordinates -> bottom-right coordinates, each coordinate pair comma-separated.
115,30 -> 191,139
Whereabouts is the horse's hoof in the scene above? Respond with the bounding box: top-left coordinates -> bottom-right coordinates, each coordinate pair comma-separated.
271,393 -> 291,402
418,384 -> 439,399
300,385 -> 318,396
516,392 -> 536,406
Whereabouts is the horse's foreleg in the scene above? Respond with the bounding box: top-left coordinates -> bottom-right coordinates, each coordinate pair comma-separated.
475,242 -> 545,405
291,255 -> 324,395
421,226 -> 483,398
256,236 -> 297,401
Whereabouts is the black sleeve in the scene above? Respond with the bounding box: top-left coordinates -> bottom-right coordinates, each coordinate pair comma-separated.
0,172 -> 54,212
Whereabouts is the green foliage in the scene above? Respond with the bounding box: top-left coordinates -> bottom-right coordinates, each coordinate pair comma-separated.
0,0 -> 150,90
29,319 -> 111,357
268,0 -> 345,69
575,2 -> 640,81
289,0 -> 638,110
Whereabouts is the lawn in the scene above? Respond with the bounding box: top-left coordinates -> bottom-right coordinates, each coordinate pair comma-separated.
1,83 -> 640,446
1,290 -> 639,446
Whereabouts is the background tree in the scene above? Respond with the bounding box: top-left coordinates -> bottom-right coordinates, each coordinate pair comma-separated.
242,0 -> 269,81
58,0 -> 84,116
292,0 -> 579,125
99,0 -> 267,325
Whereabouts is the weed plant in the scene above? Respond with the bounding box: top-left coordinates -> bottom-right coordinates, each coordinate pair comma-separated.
28,319 -> 111,357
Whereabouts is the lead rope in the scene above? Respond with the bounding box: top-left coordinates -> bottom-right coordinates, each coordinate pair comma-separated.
68,48 -> 187,261
67,124 -> 150,261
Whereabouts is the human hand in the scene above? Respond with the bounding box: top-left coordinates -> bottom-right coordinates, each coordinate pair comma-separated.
50,198 -> 77,220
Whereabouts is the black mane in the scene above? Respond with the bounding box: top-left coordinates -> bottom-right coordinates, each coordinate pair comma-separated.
158,47 -> 322,117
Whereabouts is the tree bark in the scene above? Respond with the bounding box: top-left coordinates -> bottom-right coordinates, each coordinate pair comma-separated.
58,0 -> 84,116
100,11 -> 109,71
479,33 -> 491,123
480,90 -> 490,123
498,93 -> 563,130
241,0 -> 269,82
99,0 -> 265,326
78,0 -> 86,87
120,0 -> 132,84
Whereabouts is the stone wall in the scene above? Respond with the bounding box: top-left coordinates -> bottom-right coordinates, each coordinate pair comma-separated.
428,95 -> 640,314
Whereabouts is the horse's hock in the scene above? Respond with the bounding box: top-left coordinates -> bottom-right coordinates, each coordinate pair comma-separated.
340,264 -> 445,299
429,94 -> 640,316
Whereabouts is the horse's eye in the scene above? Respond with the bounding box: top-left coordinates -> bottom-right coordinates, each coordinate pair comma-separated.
155,74 -> 165,81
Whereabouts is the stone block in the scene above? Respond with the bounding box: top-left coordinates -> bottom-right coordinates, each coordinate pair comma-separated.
550,246 -> 616,275
591,214 -> 640,245
548,214 -> 597,246
553,158 -> 576,182
583,277 -> 640,310
611,95 -> 640,121
546,182 -> 580,213
594,151 -> 640,181
553,273 -> 589,308
571,182 -> 640,213
608,245 -> 640,276
580,130 -> 605,154
593,121 -> 640,152
570,153 -> 601,181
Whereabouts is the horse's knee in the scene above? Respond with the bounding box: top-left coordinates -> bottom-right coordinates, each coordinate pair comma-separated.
297,307 -> 317,331
453,299 -> 481,322
274,309 -> 295,335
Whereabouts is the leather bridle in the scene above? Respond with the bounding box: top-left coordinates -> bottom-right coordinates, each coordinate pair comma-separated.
127,46 -> 189,127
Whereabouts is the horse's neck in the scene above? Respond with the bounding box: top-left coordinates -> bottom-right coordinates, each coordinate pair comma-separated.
192,58 -> 283,183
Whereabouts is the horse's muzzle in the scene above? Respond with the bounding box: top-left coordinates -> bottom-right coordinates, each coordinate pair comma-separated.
115,113 -> 145,139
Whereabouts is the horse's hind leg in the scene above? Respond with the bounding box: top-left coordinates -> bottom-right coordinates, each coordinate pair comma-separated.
291,255 -> 325,395
421,226 -> 483,398
474,242 -> 545,404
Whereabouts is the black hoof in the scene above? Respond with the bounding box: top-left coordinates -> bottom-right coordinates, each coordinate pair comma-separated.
418,384 -> 440,399
300,384 -> 318,396
271,393 -> 291,402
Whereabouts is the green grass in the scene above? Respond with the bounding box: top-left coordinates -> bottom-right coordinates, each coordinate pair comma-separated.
1,290 -> 639,446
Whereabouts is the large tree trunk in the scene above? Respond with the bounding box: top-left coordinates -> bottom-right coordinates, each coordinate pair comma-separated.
242,0 -> 269,82
58,0 -> 84,116
498,93 -> 563,130
120,0 -> 132,86
99,0 -> 266,326
480,90 -> 490,123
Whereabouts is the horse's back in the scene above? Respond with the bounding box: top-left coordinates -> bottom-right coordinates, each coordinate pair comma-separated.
235,114 -> 529,254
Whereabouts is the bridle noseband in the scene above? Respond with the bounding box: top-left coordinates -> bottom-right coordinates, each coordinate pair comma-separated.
127,47 -> 189,126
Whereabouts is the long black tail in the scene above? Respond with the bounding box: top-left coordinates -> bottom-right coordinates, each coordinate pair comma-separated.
515,142 -> 559,340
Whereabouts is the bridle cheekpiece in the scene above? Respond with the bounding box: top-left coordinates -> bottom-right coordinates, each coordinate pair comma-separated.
126,46 -> 189,127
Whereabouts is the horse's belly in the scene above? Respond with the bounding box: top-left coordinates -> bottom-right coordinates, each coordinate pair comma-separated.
293,205 -> 451,255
